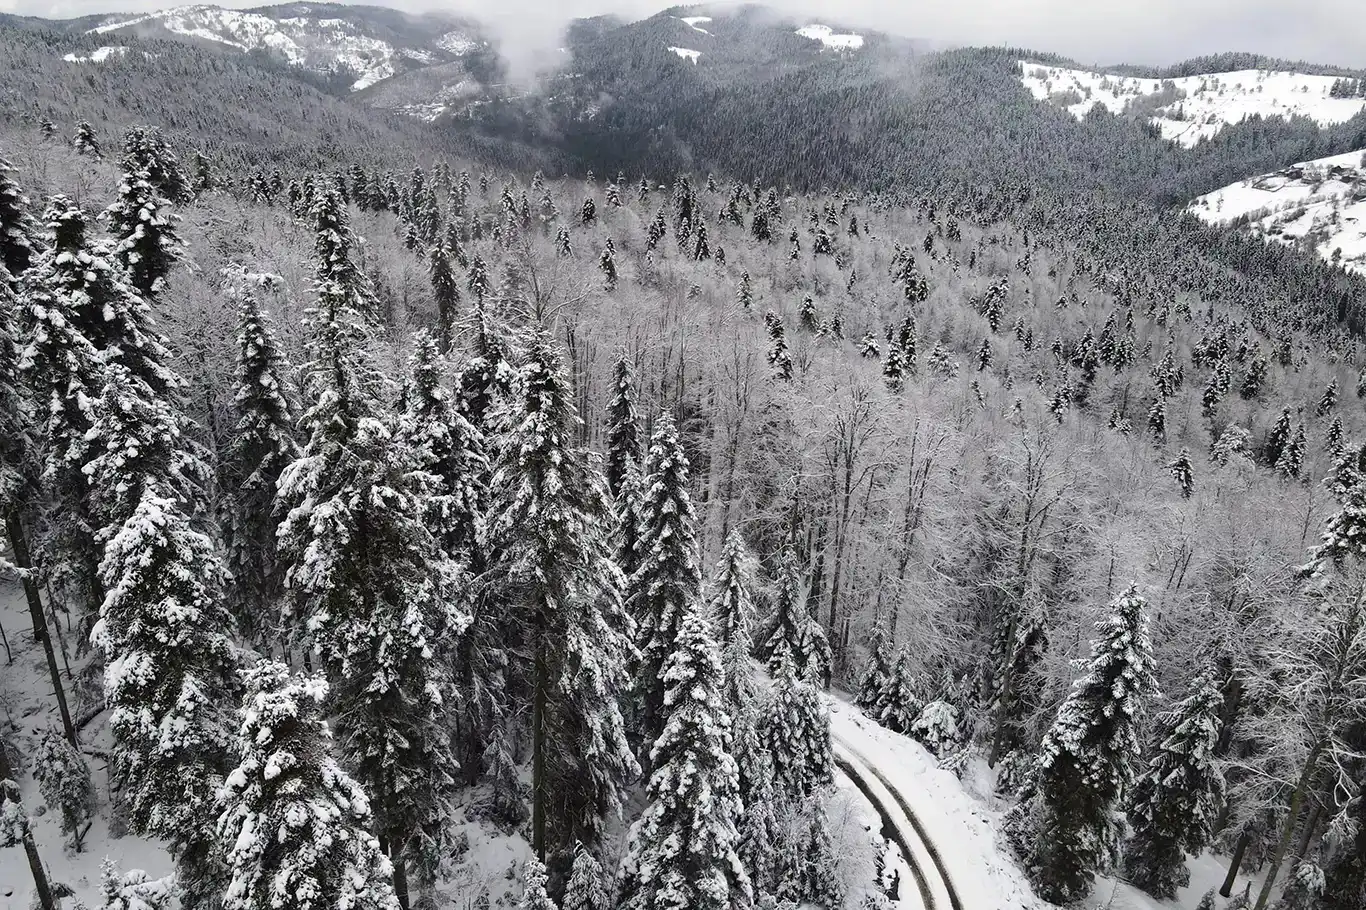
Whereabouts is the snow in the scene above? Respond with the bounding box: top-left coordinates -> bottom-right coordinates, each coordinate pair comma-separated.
796,24 -> 865,51
436,30 -> 479,55
678,16 -> 712,34
1188,148 -> 1366,275
1021,62 -> 1366,147
62,45 -> 128,63
668,46 -> 701,64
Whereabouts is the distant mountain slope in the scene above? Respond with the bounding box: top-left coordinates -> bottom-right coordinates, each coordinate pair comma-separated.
1021,62 -> 1366,147
1189,149 -> 1366,274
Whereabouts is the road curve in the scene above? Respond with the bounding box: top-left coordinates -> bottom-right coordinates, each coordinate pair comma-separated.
833,736 -> 964,910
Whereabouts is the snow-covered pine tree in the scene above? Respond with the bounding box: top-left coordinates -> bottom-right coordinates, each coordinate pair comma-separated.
276,179 -> 467,907
874,649 -> 923,734
456,304 -> 516,435
0,159 -> 36,275
217,661 -> 401,910
753,552 -> 831,687
92,483 -> 240,908
1168,448 -> 1194,499
758,653 -> 833,803
518,859 -> 558,910
617,608 -> 752,910
487,326 -> 637,860
910,701 -> 963,758
103,168 -> 183,300
119,126 -> 191,204
98,861 -> 175,910
73,120 -> 101,157
630,412 -> 703,745
1014,585 -> 1158,904
1121,670 -> 1226,899
614,458 -> 646,590
429,243 -> 460,351
32,727 -> 94,852
854,625 -> 892,714
562,843 -> 611,910
222,275 -> 300,642
606,354 -> 641,499
707,529 -> 760,716
764,312 -> 793,381
780,801 -> 845,910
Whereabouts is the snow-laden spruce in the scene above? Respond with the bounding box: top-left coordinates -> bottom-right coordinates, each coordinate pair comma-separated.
631,412 -> 704,745
758,650 -> 833,803
32,727 -> 94,852
753,552 -> 831,687
103,167 -> 183,300
1122,669 -> 1226,899
486,326 -> 637,859
1007,584 -> 1158,904
98,861 -> 175,910
853,625 -> 891,715
217,662 -> 400,910
563,842 -> 612,910
874,649 -> 924,735
605,353 -> 641,500
618,607 -> 753,910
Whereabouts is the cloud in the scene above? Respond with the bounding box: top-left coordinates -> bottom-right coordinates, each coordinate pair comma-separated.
16,0 -> 1366,72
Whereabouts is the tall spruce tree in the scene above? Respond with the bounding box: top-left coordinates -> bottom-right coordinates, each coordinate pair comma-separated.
487,327 -> 638,861
275,179 -> 467,909
563,844 -> 611,910
757,653 -> 833,803
104,168 -> 183,299
1011,585 -> 1158,904
222,277 -> 300,642
1122,671 -> 1226,899
854,625 -> 892,714
631,412 -> 703,745
605,354 -> 641,499
218,662 -> 401,910
429,244 -> 460,352
617,609 -> 753,910
753,553 -> 831,687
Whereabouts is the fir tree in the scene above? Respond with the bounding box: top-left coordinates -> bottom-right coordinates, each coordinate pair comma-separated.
276,179 -> 467,906
487,328 -> 637,859
518,859 -> 558,910
1122,671 -> 1226,899
606,354 -> 641,499
883,315 -> 916,392
599,242 -> 618,291
1316,379 -> 1339,416
563,844 -> 610,910
120,126 -> 190,203
218,662 -> 401,910
764,312 -> 793,381
31,727 -> 94,852
753,553 -> 831,687
618,609 -> 752,910
98,862 -> 174,910
757,656 -> 833,803
780,802 -> 844,909
429,244 -> 460,351
737,272 -> 753,313
1169,449 -> 1195,499
0,159 -> 37,275
910,701 -> 963,758
104,168 -> 183,299
875,649 -> 923,734
1012,585 -> 1158,904
1275,424 -> 1307,480
854,625 -> 892,715
630,412 -> 703,745
222,276 -> 299,643
1264,408 -> 1293,467
798,295 -> 819,332
73,120 -> 101,157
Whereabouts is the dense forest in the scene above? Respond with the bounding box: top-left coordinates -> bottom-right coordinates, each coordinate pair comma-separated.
1,6 -> 1365,910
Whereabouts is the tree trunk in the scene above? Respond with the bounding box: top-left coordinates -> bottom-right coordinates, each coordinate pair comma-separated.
531,624 -> 548,862
7,512 -> 78,748
389,837 -> 410,910
1292,803 -> 1321,864
1254,747 -> 1323,910
1220,831 -> 1250,897
988,613 -> 1018,768
1,748 -> 55,910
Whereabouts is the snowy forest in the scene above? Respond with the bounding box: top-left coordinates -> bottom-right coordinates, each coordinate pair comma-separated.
0,104 -> 1364,910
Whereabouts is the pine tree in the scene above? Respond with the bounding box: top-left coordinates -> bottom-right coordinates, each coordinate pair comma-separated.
875,649 -> 923,734
0,159 -> 36,275
883,315 -> 916,392
854,625 -> 892,714
222,276 -> 299,642
73,120 -> 101,157
218,662 -> 401,910
798,295 -> 819,332
757,656 -> 833,803
1169,449 -> 1195,499
487,327 -> 637,859
1122,671 -> 1226,899
910,701 -> 963,758
1012,585 -> 1158,904
104,168 -> 183,299
562,843 -> 610,910
120,126 -> 191,203
599,242 -> 618,290
764,312 -> 793,381
606,354 -> 641,499
781,802 -> 845,909
631,413 -> 703,744
429,244 -> 460,351
1275,424 -> 1307,480
31,727 -> 94,852
708,529 -> 756,656
276,179 -> 466,907
517,859 -> 558,910
618,609 -> 752,910
753,553 -> 831,687
737,272 -> 753,313
1316,379 -> 1339,416
98,862 -> 174,910
1264,408 -> 1293,466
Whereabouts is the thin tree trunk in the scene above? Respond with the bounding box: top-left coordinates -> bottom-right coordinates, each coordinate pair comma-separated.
389,838 -> 411,910
1254,746 -> 1324,910
1293,803 -> 1321,864
531,623 -> 548,862
1,747 -> 55,910
988,614 -> 1017,768
7,512 -> 78,747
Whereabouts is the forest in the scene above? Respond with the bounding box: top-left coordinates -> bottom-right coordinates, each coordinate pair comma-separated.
0,12 -> 1365,910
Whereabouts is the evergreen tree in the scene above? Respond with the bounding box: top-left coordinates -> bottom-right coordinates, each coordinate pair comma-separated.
487,328 -> 637,859
618,609 -> 752,910
429,244 -> 460,352
753,553 -> 831,687
910,701 -> 964,758
218,662 -> 401,910
1316,379 -> 1339,416
518,859 -> 558,910
798,295 -> 819,333
854,625 -> 892,714
780,802 -> 844,909
73,120 -> 101,157
222,277 -> 299,643
562,844 -> 610,910
98,862 -> 174,910
1275,424 -> 1307,480
276,179 -> 466,907
875,649 -> 924,734
757,656 -> 833,803
0,159 -> 36,275
599,242 -> 618,291
1264,408 -> 1293,466
883,315 -> 916,392
708,529 -> 756,656
120,126 -> 190,203
764,312 -> 792,381
630,413 -> 703,745
606,354 -> 641,499
1122,671 -> 1226,899
31,727 -> 94,852
104,168 -> 183,299
1011,585 -> 1158,904
1169,449 -> 1195,499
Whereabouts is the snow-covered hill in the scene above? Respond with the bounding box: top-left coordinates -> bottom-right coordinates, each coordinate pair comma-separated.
1021,62 -> 1366,147
84,4 -> 484,93
1188,149 -> 1366,274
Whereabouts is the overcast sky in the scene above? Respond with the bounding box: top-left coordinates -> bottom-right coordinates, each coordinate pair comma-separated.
6,0 -> 1364,69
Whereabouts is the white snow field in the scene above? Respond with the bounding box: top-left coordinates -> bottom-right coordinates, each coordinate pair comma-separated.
1188,149 -> 1366,275
1020,62 -> 1366,147
668,46 -> 702,64
62,46 -> 129,63
796,24 -> 865,51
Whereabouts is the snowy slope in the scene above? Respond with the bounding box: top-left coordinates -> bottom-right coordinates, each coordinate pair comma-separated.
1021,62 -> 1366,147
62,45 -> 129,63
86,4 -> 482,93
796,24 -> 864,51
1188,149 -> 1366,274
668,46 -> 701,63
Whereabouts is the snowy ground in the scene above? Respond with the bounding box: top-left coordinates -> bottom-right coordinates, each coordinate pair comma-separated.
1188,148 -> 1366,275
667,47 -> 702,64
796,25 -> 864,51
1020,62 -> 1366,147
